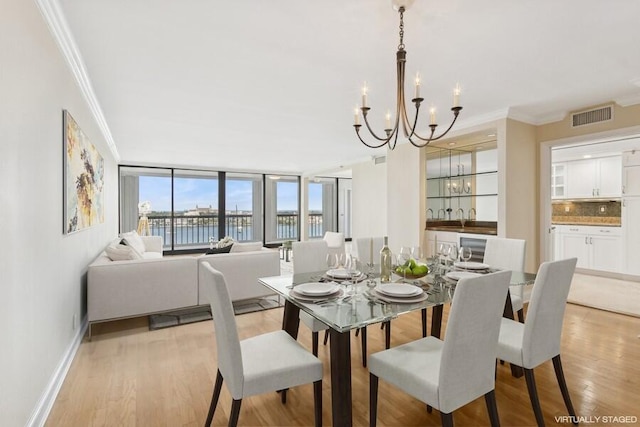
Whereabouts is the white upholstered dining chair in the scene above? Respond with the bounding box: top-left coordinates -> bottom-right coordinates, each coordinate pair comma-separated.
292,240 -> 331,356
323,231 -> 345,258
496,257 -> 578,427
201,263 -> 323,427
483,237 -> 527,321
369,270 -> 512,427
354,236 -> 385,265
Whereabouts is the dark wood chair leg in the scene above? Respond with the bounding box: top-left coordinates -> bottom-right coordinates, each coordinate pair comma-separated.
312,331 -> 319,356
441,412 -> 454,427
361,326 -> 367,367
484,390 -> 501,427
426,405 -> 432,413
553,355 -> 577,424
384,321 -> 391,349
370,373 -> 379,427
517,308 -> 525,323
281,389 -> 287,404
205,370 -> 224,427
228,399 -> 242,427
421,308 -> 428,337
524,368 -> 545,427
323,329 -> 329,345
355,328 -> 360,336
313,380 -> 323,427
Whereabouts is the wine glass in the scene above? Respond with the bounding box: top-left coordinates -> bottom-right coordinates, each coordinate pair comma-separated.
447,243 -> 459,268
326,253 -> 339,270
459,246 -> 473,265
397,252 -> 411,282
412,246 -> 424,262
343,254 -> 358,295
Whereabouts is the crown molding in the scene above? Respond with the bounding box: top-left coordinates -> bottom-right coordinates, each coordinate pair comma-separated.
35,0 -> 120,162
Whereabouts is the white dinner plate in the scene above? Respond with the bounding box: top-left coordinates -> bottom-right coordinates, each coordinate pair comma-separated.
445,271 -> 483,281
290,288 -> 343,302
295,282 -> 340,296
371,289 -> 428,304
377,283 -> 423,297
453,261 -> 490,270
326,268 -> 360,279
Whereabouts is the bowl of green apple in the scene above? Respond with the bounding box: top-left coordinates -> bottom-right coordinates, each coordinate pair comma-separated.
393,258 -> 429,279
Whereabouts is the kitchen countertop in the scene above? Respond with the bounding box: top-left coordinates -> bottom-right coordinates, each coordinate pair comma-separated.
552,222 -> 621,227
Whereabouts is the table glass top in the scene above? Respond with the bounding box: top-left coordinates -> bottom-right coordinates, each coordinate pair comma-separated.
259,268 -> 535,333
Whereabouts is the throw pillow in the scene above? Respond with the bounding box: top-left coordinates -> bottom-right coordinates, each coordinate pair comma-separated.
119,230 -> 146,254
105,244 -> 142,261
230,242 -> 263,253
216,236 -> 235,249
205,244 -> 233,255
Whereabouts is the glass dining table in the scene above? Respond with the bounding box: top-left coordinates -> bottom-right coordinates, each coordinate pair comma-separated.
258,268 -> 536,427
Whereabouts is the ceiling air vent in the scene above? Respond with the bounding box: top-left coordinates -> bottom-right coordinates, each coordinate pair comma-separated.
373,156 -> 386,165
571,105 -> 613,128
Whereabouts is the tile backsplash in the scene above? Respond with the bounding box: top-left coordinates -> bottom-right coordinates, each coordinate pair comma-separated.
551,200 -> 621,225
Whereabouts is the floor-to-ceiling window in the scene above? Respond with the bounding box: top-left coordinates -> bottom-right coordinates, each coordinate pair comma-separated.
225,172 -> 263,242
173,170 -> 219,249
120,166 -> 174,248
265,175 -> 299,244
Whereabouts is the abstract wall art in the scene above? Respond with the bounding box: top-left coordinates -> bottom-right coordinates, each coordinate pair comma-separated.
63,110 -> 104,234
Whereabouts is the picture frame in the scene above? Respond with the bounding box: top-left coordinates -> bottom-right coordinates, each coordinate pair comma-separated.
63,110 -> 104,234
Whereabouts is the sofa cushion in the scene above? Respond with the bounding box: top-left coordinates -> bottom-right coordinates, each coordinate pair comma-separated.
230,242 -> 263,252
105,244 -> 142,261
120,230 -> 146,254
206,244 -> 233,254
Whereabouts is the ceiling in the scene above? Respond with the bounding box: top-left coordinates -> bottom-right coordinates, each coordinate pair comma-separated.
57,0 -> 640,176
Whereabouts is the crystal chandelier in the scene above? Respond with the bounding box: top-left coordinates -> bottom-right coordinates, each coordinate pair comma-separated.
354,1 -> 463,150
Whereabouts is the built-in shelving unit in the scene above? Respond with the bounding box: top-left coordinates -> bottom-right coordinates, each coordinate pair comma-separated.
425,144 -> 498,222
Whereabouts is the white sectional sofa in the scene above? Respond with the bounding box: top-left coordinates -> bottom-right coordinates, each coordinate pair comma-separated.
87,237 -> 280,337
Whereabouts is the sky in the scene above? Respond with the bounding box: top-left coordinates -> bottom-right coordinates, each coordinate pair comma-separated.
139,176 -> 322,212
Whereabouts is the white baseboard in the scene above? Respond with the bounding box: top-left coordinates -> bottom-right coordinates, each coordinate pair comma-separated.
26,315 -> 88,427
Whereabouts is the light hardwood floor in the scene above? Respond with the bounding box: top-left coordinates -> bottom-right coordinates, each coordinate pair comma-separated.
46,300 -> 640,427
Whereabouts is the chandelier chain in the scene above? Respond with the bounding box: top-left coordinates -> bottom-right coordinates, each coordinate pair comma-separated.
398,7 -> 405,50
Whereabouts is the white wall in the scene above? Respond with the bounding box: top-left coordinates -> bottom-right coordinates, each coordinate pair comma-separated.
0,1 -> 118,425
351,159 -> 387,239
386,143 -> 422,252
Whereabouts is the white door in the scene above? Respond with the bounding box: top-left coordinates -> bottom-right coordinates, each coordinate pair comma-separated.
623,166 -> 640,196
623,197 -> 640,275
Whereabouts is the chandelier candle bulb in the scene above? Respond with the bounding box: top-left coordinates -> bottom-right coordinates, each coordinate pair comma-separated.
430,107 -> 436,125
385,110 -> 392,129
453,83 -> 461,107
415,73 -> 421,98
362,83 -> 368,107
354,107 -> 360,125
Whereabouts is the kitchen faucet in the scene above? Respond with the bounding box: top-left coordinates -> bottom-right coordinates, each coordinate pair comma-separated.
468,208 -> 476,221
456,208 -> 465,228
427,208 -> 434,220
437,209 -> 446,220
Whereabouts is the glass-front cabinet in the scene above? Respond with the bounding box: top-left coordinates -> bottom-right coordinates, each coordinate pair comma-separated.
425,143 -> 498,222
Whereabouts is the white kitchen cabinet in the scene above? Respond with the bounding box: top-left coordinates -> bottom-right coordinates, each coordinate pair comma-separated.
622,197 -> 640,276
558,225 -> 622,273
551,163 -> 566,199
566,156 -> 621,199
